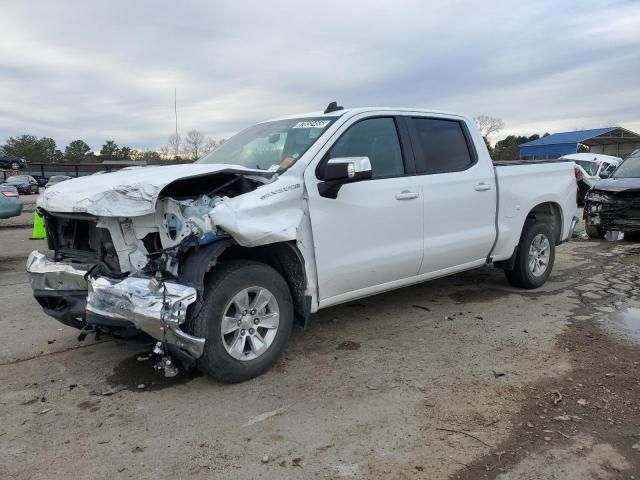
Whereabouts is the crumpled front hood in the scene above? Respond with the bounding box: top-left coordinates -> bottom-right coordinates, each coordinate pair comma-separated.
593,177 -> 640,193
37,163 -> 266,216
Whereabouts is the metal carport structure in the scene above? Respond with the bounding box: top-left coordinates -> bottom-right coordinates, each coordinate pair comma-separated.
519,127 -> 640,159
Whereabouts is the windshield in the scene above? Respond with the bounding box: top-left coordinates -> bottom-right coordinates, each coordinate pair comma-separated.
575,160 -> 599,176
6,176 -> 28,182
613,154 -> 640,178
197,117 -> 337,170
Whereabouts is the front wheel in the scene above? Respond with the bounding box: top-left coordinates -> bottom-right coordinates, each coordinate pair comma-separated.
187,260 -> 294,383
504,220 -> 555,289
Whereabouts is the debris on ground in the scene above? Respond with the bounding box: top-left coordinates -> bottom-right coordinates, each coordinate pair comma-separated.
261,454 -> 270,464
412,305 -> 431,312
90,386 -> 126,397
493,369 -> 506,378
552,391 -> 563,405
243,408 -> 285,427
336,340 -> 361,351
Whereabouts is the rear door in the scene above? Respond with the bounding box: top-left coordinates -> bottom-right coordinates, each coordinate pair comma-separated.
304,115 -> 425,305
407,116 -> 497,274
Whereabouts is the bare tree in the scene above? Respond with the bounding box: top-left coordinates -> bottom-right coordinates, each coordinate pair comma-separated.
167,133 -> 182,158
159,144 -> 171,160
474,115 -> 505,138
201,137 -> 218,156
184,129 -> 205,160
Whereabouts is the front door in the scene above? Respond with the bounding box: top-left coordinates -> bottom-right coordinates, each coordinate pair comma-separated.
305,116 -> 424,305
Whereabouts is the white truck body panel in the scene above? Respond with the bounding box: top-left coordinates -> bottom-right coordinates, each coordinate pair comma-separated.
491,161 -> 578,261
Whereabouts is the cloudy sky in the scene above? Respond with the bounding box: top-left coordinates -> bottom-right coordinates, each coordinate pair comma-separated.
1,0 -> 639,151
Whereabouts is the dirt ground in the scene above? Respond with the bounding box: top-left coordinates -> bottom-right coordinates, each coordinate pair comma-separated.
1,215 -> 639,479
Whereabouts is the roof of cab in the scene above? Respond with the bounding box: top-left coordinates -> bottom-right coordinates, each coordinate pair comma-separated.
266,107 -> 469,123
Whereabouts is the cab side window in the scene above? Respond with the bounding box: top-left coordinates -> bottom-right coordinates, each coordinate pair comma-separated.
412,118 -> 474,174
328,118 -> 405,179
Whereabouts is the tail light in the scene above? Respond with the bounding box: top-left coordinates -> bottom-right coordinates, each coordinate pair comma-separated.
1,190 -> 19,197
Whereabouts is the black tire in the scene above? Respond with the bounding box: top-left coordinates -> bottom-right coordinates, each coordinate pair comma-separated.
504,220 -> 556,289
186,260 -> 294,383
584,218 -> 605,239
10,161 -> 20,170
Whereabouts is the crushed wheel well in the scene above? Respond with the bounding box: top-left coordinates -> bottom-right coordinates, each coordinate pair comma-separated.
217,242 -> 307,318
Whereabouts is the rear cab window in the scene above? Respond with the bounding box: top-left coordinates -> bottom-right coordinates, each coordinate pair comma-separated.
409,117 -> 476,174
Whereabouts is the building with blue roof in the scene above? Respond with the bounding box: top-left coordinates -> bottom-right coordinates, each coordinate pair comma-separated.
519,127 -> 640,160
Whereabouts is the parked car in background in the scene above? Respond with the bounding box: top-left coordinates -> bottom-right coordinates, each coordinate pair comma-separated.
28,105 -> 578,383
3,175 -> 40,194
0,153 -> 27,170
33,176 -> 49,188
584,149 -> 640,238
0,185 -> 23,218
561,153 -> 621,204
45,175 -> 72,188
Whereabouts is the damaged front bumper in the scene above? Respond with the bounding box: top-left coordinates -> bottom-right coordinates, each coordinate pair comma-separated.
26,250 -> 205,359
584,194 -> 640,233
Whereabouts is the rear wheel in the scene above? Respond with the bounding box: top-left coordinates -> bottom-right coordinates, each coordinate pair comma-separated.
585,218 -> 605,239
505,220 -> 555,289
187,260 -> 294,383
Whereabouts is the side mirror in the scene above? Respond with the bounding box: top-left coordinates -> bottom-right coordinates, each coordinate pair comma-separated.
318,157 -> 372,182
599,171 -> 610,179
317,157 -> 372,199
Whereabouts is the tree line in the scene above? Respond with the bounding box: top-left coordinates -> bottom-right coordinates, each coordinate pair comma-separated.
1,130 -> 226,164
474,115 -> 550,160
3,117 -> 550,164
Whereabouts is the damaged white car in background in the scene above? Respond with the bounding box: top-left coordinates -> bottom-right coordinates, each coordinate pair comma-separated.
27,103 -> 578,382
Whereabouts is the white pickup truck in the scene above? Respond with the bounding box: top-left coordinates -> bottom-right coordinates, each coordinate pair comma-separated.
28,104 -> 578,382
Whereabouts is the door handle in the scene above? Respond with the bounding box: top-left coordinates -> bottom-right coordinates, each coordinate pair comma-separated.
395,190 -> 419,200
474,183 -> 492,191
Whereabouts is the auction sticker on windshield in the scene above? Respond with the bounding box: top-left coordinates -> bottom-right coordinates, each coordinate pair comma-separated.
293,120 -> 331,129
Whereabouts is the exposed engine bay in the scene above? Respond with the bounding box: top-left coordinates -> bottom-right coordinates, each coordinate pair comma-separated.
43,171 -> 267,277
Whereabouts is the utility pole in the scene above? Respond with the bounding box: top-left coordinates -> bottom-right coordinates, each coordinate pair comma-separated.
174,88 -> 179,157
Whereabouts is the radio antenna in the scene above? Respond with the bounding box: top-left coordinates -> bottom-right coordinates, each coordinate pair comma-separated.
174,88 -> 179,157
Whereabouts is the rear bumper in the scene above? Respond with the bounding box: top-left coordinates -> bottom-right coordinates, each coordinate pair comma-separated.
26,250 -> 205,359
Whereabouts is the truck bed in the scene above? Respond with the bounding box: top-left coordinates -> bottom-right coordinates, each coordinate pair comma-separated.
493,159 -> 572,167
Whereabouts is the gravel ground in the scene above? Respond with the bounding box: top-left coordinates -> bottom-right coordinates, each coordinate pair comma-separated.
0,221 -> 639,479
